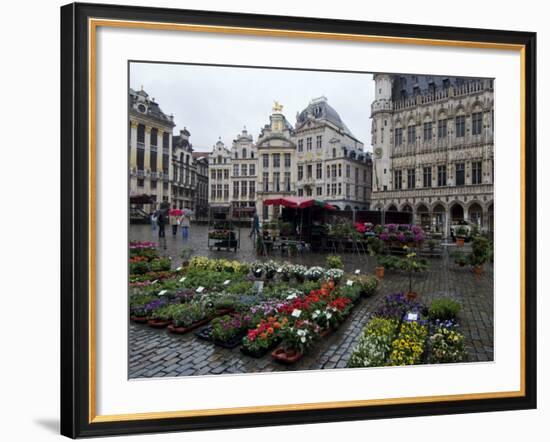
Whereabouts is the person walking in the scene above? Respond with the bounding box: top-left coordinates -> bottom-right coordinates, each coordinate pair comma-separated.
169,205 -> 179,235
157,209 -> 165,238
180,212 -> 190,239
249,210 -> 260,239
150,205 -> 158,231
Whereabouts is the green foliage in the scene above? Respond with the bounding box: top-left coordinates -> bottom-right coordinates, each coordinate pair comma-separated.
150,257 -> 171,272
226,280 -> 254,295
367,237 -> 385,256
351,275 -> 379,297
428,299 -> 461,321
377,255 -> 401,270
172,302 -> 213,328
455,226 -> 469,238
430,327 -> 466,363
337,283 -> 362,304
469,235 -> 491,266
129,261 -> 149,275
325,255 -> 343,269
348,318 -> 399,368
452,250 -> 468,265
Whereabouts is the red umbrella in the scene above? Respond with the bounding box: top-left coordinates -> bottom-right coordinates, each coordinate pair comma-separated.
169,208 -> 183,216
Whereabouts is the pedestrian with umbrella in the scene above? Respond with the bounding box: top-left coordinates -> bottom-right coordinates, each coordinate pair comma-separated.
180,208 -> 193,239
169,205 -> 182,236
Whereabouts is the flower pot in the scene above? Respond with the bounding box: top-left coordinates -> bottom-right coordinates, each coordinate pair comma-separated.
147,318 -> 172,328
319,328 -> 333,338
456,238 -> 465,247
130,315 -> 148,324
375,266 -> 385,279
168,318 -> 210,334
271,347 -> 303,364
215,307 -> 235,316
473,265 -> 484,275
406,291 -> 418,301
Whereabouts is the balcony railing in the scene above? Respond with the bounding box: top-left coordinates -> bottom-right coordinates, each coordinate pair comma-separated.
136,169 -> 145,178
150,145 -> 158,153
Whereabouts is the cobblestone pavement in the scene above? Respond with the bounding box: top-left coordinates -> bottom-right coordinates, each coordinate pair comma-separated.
129,224 -> 493,378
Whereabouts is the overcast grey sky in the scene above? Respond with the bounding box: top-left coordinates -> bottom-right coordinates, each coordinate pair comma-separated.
130,62 -> 374,152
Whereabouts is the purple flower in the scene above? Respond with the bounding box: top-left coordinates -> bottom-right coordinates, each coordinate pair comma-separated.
387,224 -> 397,232
414,233 -> 425,242
397,232 -> 406,242
380,232 -> 389,241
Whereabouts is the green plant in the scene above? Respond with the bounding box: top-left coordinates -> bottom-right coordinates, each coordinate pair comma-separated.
377,255 -> 400,270
469,235 -> 491,267
455,226 -> 468,238
428,299 -> 461,320
367,237 -> 385,256
129,260 -> 149,275
338,284 -> 362,304
452,250 -> 468,266
400,247 -> 429,294
325,255 -> 343,269
172,302 -> 212,328
430,327 -> 466,363
226,280 -> 254,295
180,246 -> 194,261
351,275 -> 379,297
150,257 -> 171,272
427,239 -> 437,251
389,321 -> 428,366
348,318 -> 399,367
280,320 -> 320,353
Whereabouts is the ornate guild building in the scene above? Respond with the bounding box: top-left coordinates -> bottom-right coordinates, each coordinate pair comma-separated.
370,74 -> 494,235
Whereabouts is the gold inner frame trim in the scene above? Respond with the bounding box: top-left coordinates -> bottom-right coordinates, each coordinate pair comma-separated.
88,17 -> 527,424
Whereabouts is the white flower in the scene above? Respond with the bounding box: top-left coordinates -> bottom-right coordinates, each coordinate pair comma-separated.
301,337 -> 306,343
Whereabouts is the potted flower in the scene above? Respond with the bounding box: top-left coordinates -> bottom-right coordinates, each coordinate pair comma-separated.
305,266 -> 324,281
241,316 -> 286,357
324,268 -> 344,283
272,320 -> 320,364
400,246 -> 428,300
367,237 -> 385,278
291,264 -> 308,282
325,255 -> 343,269
168,302 -> 213,334
250,261 -> 264,279
180,246 -> 193,268
469,235 -> 491,275
455,226 -> 468,247
452,250 -> 468,267
209,313 -> 252,348
351,274 -> 379,297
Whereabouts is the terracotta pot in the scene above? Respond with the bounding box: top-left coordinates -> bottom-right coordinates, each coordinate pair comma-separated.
473,265 -> 484,275
147,319 -> 171,328
456,238 -> 465,247
271,347 -> 303,364
168,318 -> 210,334
130,315 -> 148,324
375,266 -> 385,279
320,328 -> 332,338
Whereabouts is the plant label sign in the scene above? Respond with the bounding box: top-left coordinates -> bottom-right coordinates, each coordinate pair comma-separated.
223,280 -> 231,286
253,281 -> 264,294
151,280 -> 158,285
346,280 -> 354,286
176,266 -> 182,271
158,290 -> 167,296
407,312 -> 419,321
179,277 -> 186,283
354,269 -> 361,275
196,286 -> 205,293
291,309 -> 302,318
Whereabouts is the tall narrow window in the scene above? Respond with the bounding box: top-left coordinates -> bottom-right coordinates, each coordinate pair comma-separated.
298,139 -> 303,152
233,181 -> 239,198
455,115 -> 466,137
297,165 -> 303,181
306,137 -> 312,150
472,161 -> 482,184
273,172 -> 280,192
284,172 -> 291,192
316,135 -> 322,148
394,170 -> 402,190
472,112 -> 483,136
407,168 -> 416,189
437,119 -> 447,138
437,165 -> 447,187
273,153 -> 280,168
262,154 -> 269,168
423,167 -> 432,188
407,125 -> 416,144
263,172 -> 269,192
284,153 -> 291,168
423,122 -> 432,141
455,163 -> 465,185
395,128 -> 403,146
316,163 -> 322,179
307,164 -> 312,179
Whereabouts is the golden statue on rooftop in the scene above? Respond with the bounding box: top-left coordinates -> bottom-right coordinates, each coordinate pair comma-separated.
272,101 -> 283,113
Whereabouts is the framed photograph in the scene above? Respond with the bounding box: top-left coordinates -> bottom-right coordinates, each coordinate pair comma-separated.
60,2 -> 537,438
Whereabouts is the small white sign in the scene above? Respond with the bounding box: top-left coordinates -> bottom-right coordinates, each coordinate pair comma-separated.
179,277 -> 186,283
223,280 -> 231,286
277,267 -> 282,273
176,266 -> 182,271
291,309 -> 302,318
354,269 -> 361,275
196,286 -> 205,293
253,281 -> 264,294
151,280 -> 158,285
346,280 -> 354,286
407,312 -> 419,321
158,290 -> 167,296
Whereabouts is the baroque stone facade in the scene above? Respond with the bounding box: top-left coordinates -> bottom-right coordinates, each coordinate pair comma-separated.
129,88 -> 208,215
370,74 -> 494,235
208,98 -> 372,220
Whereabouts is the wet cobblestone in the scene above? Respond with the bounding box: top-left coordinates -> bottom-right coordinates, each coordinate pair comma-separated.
129,224 -> 494,378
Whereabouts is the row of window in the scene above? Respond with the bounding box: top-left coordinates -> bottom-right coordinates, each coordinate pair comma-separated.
262,153 -> 292,168
210,182 -> 258,200
262,172 -> 292,192
296,184 -> 369,200
393,161 -> 485,190
296,163 -> 369,182
232,164 -> 256,177
136,124 -> 170,148
394,112 -> 487,146
210,169 -> 230,180
136,179 -> 168,191
233,148 -> 255,160
297,135 -> 323,152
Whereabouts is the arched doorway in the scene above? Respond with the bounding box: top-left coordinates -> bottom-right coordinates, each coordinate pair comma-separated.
416,204 -> 430,231
402,204 -> 413,212
432,204 -> 446,234
387,204 -> 398,211
450,203 -> 464,223
468,202 -> 483,229
344,205 -> 352,211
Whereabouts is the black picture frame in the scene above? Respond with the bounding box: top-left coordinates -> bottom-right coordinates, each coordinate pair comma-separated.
60,2 -> 537,438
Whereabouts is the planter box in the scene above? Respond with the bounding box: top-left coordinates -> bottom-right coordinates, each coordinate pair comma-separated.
271,347 -> 303,364
147,319 -> 172,328
130,315 -> 148,324
240,341 -> 279,358
167,318 -> 210,334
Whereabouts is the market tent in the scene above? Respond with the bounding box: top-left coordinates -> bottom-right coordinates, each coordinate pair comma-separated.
263,197 -> 336,210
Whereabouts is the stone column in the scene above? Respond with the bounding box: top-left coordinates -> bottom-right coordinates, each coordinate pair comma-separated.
144,126 -> 151,196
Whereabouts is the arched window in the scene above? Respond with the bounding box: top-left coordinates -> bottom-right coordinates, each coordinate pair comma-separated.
242,148 -> 247,159
137,124 -> 145,143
